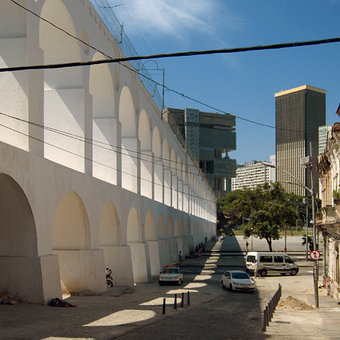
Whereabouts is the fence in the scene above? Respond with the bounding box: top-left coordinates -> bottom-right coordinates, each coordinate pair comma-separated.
262,283 -> 282,331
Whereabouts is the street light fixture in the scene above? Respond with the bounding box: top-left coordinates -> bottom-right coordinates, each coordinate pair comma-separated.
262,162 -> 319,308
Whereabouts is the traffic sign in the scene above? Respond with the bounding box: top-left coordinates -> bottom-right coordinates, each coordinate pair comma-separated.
309,250 -> 321,260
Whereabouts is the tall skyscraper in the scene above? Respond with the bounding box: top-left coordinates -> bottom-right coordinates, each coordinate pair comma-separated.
275,85 -> 326,196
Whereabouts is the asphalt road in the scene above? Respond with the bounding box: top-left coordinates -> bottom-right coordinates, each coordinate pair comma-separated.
0,236 -> 325,340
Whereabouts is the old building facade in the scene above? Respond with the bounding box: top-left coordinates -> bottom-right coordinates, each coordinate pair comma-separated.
317,123 -> 340,302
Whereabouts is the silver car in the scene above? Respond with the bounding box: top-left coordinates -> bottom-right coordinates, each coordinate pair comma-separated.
221,270 -> 255,292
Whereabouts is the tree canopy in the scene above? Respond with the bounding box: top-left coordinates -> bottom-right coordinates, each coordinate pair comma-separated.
218,182 -> 299,251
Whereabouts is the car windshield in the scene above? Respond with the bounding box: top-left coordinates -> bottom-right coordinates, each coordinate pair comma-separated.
231,272 -> 250,279
164,268 -> 179,274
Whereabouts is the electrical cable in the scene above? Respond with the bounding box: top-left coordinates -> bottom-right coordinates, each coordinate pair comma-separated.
2,36 -> 339,72
0,120 -> 216,204
8,0 -> 322,132
0,110 -> 208,176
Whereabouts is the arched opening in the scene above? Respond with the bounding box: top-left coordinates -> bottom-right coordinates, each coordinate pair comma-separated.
98,202 -> 123,286
163,140 -> 171,206
90,52 -> 117,184
152,127 -> 163,203
40,0 -> 89,172
53,192 -> 105,294
171,149 -> 177,209
0,174 -> 45,302
145,210 -> 160,277
119,86 -> 138,192
127,207 -> 148,282
158,213 -> 169,267
138,110 -> 152,198
167,215 -> 177,263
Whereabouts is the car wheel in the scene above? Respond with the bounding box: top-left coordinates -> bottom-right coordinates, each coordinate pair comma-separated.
159,281 -> 164,286
221,281 -> 225,289
290,268 -> 298,276
280,273 -> 286,276
260,269 -> 267,277
230,283 -> 234,291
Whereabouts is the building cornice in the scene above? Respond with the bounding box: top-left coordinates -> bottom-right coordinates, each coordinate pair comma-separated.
275,85 -> 326,97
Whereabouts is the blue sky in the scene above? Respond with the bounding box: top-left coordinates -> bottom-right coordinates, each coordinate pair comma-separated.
112,0 -> 340,164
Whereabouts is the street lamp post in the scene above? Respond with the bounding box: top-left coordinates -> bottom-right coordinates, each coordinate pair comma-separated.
262,162 -> 319,308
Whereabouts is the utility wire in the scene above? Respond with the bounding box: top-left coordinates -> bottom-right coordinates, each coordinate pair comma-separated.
8,0 -> 324,131
0,110 -> 205,176
0,120 -> 216,204
1,37 -> 339,73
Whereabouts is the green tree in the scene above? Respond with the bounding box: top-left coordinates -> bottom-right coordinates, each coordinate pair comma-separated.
219,182 -> 297,251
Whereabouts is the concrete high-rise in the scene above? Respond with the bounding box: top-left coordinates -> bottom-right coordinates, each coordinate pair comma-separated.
162,108 -> 236,197
275,85 -> 326,195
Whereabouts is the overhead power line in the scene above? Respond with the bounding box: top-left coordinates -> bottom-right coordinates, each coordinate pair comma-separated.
8,0 -> 337,131
1,37 -> 339,73
0,118 -> 216,204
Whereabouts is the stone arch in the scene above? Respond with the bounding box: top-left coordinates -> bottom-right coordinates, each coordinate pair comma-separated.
40,1 -> 89,172
139,110 -> 152,198
53,192 -> 90,250
40,0 -> 82,89
145,210 -> 156,241
167,216 -> 174,239
90,52 -> 115,119
127,207 -> 142,243
163,139 -> 171,206
171,149 -> 177,208
90,52 -> 117,184
152,126 -> 162,202
99,202 -> 124,285
138,110 -> 151,150
158,213 -> 170,267
127,207 -> 148,282
0,174 -> 44,303
145,210 -> 160,277
99,202 -> 121,246
119,86 -> 138,192
53,191 -> 105,294
119,86 -> 136,138
158,213 -> 166,240
167,215 -> 177,263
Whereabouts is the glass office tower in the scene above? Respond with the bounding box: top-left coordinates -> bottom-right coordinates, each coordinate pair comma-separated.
275,85 -> 326,196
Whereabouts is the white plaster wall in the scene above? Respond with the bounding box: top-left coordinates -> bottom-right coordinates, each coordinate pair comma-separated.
129,243 -> 149,283
100,245 -> 134,286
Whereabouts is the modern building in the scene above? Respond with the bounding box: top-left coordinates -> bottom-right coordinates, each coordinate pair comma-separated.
162,107 -> 236,197
0,1 -> 216,304
319,125 -> 332,155
275,85 -> 326,196
231,156 -> 276,191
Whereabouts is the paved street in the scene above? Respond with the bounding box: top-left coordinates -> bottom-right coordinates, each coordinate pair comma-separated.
1,236 -> 339,340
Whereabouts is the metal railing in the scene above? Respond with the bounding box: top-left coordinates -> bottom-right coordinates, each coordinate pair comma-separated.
89,0 -> 163,109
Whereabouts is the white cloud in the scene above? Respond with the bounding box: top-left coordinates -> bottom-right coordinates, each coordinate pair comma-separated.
117,0 -> 240,41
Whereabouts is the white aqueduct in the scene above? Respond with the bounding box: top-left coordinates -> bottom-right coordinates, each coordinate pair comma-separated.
0,0 -> 217,303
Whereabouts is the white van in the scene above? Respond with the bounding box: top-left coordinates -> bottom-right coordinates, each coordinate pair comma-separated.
246,252 -> 299,277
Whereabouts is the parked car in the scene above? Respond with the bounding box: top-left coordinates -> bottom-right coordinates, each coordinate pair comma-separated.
221,270 -> 255,292
246,252 -> 299,277
159,265 -> 184,286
